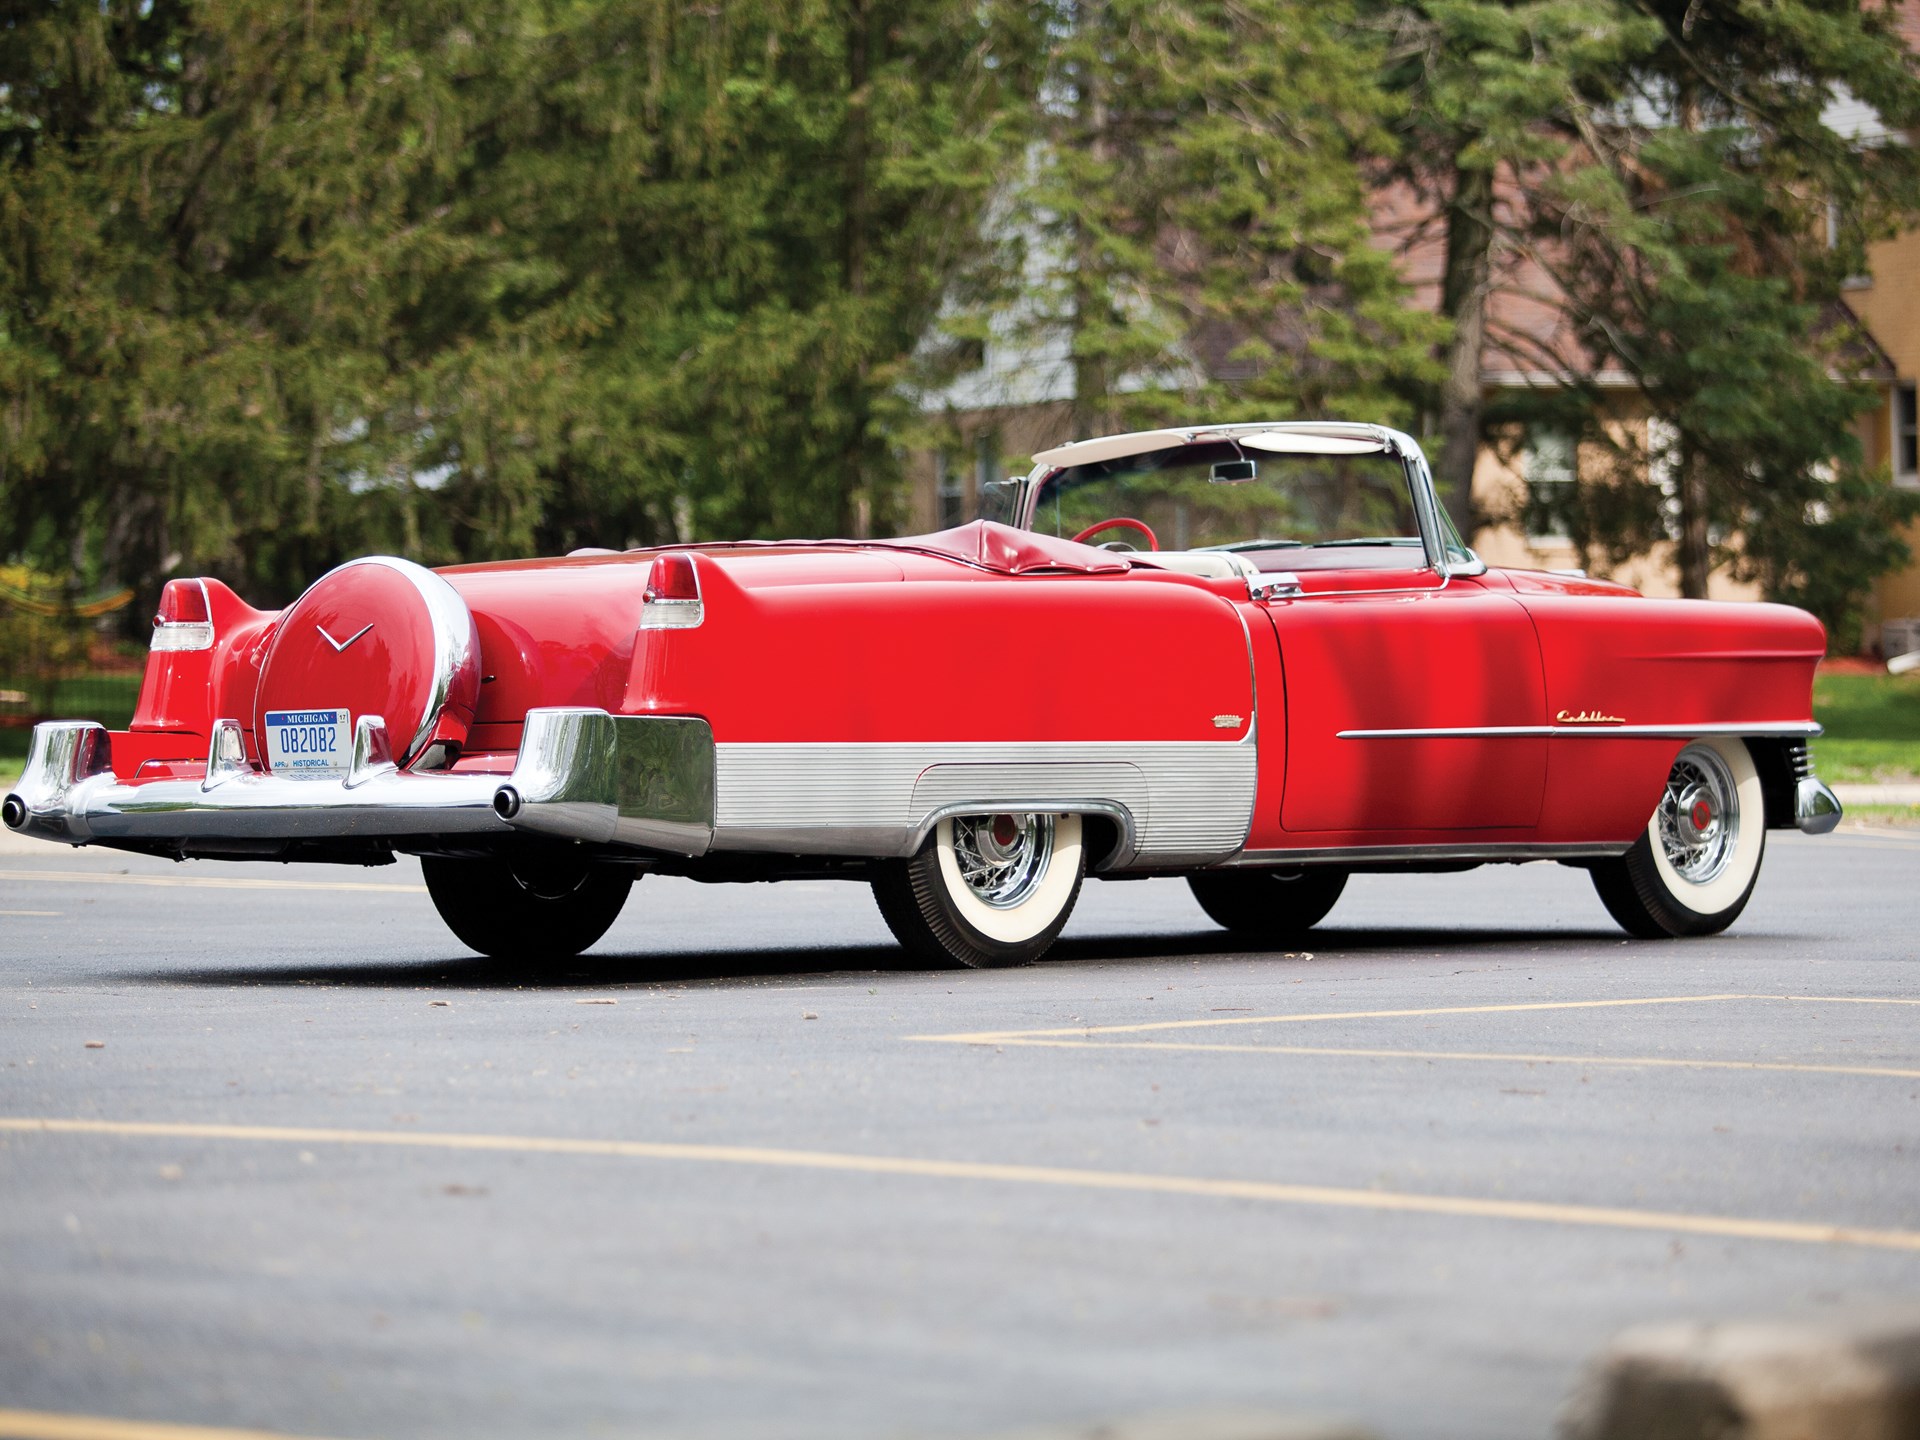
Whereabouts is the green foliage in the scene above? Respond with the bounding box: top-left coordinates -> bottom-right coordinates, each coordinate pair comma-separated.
0,0 -> 1025,607
5,0 -> 1920,642
953,0 -> 1440,439
1523,0 -> 1920,629
1811,671 -> 1920,781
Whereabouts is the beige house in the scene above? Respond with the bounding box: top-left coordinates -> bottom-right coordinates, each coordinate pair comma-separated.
1844,227 -> 1920,638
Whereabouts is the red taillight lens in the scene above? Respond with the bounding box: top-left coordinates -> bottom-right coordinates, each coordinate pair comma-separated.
151,578 -> 215,652
157,578 -> 211,625
641,553 -> 704,629
645,552 -> 699,602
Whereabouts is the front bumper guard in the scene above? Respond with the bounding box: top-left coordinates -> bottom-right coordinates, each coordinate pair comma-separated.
1,709 -> 715,857
1794,775 -> 1843,835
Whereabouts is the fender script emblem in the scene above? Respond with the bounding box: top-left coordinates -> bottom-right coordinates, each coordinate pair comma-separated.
316,622 -> 374,653
1556,709 -> 1625,724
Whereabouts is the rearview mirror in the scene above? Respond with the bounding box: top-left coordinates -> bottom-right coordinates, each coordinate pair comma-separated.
1210,459 -> 1257,484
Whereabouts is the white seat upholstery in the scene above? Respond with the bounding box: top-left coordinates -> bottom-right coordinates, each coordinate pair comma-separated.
1132,550 -> 1259,581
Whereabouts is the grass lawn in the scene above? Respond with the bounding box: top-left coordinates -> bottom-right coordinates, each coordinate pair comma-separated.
1845,804 -> 1920,828
1811,672 -> 1920,783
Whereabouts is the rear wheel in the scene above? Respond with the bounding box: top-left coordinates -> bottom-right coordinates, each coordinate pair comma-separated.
1187,867 -> 1347,943
422,853 -> 634,959
872,812 -> 1084,968
1590,736 -> 1765,938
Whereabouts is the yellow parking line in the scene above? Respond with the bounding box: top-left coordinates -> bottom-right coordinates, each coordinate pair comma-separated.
0,869 -> 423,895
913,993 -> 1765,1044
4,1116 -> 1918,1254
979,1036 -> 1920,1081
0,1408 -> 358,1440
914,992 -> 1920,1045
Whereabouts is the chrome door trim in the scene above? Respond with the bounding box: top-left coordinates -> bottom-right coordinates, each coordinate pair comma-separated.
1337,725 -> 1552,739
1336,722 -> 1824,740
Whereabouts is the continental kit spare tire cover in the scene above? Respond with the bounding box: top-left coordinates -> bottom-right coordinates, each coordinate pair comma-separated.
254,556 -> 481,773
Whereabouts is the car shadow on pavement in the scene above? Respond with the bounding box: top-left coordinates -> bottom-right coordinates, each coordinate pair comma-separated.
105,923 -> 1630,990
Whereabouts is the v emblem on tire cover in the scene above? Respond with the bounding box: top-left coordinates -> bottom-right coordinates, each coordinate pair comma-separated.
316,622 -> 374,652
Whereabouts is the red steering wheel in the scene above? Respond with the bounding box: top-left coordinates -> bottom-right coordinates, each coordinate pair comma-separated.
1071,517 -> 1159,551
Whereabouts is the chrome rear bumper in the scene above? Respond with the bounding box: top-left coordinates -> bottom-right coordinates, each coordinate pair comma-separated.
1,709 -> 716,857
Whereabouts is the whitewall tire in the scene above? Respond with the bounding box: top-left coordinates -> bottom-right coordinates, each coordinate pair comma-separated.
1591,736 -> 1766,938
872,813 -> 1085,967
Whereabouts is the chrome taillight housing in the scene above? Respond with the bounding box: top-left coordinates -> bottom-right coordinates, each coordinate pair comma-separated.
640,552 -> 704,630
150,578 -> 215,652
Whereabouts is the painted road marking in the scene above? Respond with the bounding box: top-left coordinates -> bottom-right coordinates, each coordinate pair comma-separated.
4,1116 -> 1919,1254
0,909 -> 59,916
968,1037 -> 1920,1081
0,1409 -> 357,1440
913,993 -> 1920,1045
0,870 -> 423,895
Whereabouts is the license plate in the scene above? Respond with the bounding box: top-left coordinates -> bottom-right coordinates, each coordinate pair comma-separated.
265,708 -> 351,779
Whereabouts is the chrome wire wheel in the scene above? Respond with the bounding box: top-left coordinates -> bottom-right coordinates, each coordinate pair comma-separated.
1654,745 -> 1740,886
950,813 -> 1055,909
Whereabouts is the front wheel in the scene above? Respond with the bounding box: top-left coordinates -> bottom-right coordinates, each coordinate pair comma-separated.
1187,867 -> 1348,943
1590,736 -> 1766,938
872,812 -> 1085,968
422,854 -> 635,960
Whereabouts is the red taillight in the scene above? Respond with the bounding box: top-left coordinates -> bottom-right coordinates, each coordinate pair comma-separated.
641,553 -> 704,629
151,578 -> 215,652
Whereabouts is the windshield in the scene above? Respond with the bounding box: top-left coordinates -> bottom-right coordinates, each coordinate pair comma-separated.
1024,442 -> 1430,570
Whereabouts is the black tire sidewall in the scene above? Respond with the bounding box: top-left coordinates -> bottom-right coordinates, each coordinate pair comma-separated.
422,855 -> 634,959
1187,868 -> 1347,940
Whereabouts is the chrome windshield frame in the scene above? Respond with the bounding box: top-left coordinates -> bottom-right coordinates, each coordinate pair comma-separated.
1014,421 -> 1486,581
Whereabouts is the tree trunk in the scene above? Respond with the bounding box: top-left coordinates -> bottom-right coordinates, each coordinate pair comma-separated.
1069,0 -> 1110,439
1676,447 -> 1711,599
1434,159 -> 1495,537
840,0 -> 873,536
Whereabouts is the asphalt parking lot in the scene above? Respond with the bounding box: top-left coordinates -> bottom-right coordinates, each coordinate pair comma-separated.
2,826 -> 1918,1440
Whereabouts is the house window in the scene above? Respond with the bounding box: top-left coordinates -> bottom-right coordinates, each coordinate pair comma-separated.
1523,428 -> 1576,543
935,453 -> 966,529
974,435 -> 1001,499
1895,383 -> 1918,488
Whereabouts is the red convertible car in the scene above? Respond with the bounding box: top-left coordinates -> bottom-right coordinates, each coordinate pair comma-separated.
4,422 -> 1841,966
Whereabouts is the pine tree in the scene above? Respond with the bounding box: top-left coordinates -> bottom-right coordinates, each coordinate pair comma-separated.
0,0 -> 1028,608
1533,0 -> 1920,635
1368,0 -> 1658,529
965,0 -> 1439,445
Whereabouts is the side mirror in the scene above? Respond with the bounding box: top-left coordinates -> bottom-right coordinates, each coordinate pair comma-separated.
1210,459 -> 1257,484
